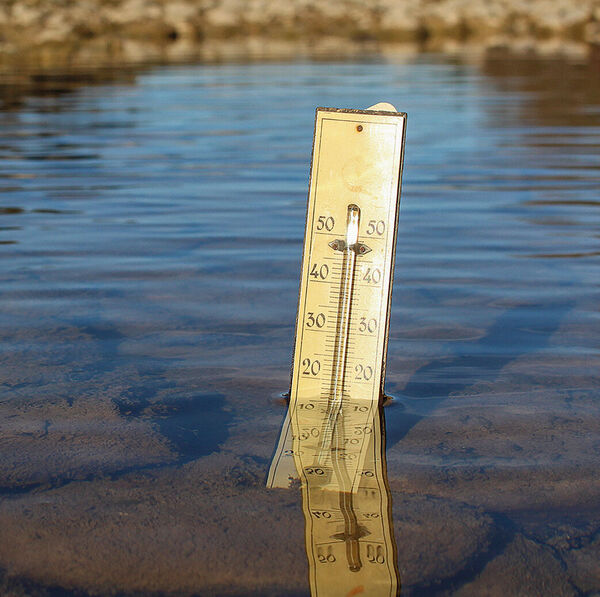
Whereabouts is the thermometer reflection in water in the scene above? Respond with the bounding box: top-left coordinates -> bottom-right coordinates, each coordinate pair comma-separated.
268,103 -> 407,597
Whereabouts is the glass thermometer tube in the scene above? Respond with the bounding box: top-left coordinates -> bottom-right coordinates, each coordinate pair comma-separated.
316,204 -> 370,465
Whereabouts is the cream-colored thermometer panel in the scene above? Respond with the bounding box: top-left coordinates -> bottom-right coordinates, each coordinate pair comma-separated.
291,103 -> 406,443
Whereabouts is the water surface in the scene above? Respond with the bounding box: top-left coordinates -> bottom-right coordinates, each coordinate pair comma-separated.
0,54 -> 599,595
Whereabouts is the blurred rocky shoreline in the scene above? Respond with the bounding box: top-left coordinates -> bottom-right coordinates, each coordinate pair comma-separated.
2,0 -> 600,69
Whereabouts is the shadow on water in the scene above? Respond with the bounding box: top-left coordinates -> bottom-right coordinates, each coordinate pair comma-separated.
385,301 -> 574,446
80,324 -> 234,465
0,323 -> 233,498
114,391 -> 231,464
379,300 -> 577,595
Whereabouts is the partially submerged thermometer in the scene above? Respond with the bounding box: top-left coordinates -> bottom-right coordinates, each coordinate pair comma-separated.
292,102 -> 406,427
268,103 -> 407,596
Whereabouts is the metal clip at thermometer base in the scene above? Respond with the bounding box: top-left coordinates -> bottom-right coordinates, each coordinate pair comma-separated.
268,103 -> 406,597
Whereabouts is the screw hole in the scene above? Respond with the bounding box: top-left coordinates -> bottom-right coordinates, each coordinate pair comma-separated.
356,125 -> 363,132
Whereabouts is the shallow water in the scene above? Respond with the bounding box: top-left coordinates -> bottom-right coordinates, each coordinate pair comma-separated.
0,54 -> 599,595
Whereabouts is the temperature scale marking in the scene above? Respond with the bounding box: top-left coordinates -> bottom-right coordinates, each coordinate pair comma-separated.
268,103 -> 407,597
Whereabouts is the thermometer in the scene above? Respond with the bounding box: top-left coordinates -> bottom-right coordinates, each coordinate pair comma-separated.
268,103 -> 407,596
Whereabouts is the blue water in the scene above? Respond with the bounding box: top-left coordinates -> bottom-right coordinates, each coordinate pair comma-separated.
0,55 -> 599,595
